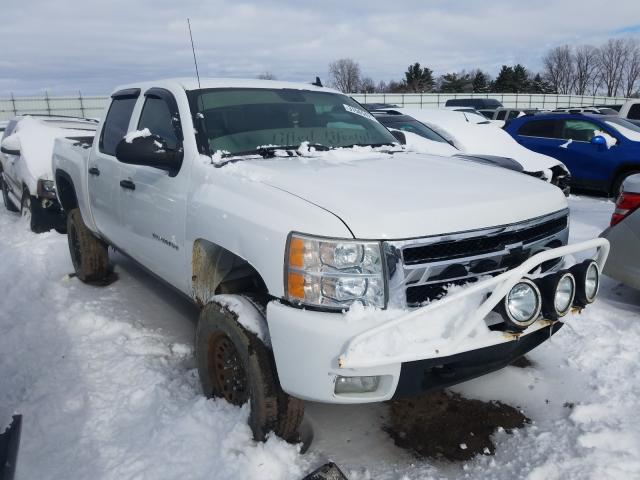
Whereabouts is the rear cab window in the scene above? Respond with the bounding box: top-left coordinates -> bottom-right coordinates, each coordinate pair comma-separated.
99,89 -> 140,156
628,104 -> 640,120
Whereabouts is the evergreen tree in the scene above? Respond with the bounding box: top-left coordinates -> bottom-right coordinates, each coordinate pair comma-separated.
493,65 -> 515,92
439,72 -> 472,93
472,71 -> 490,92
404,62 -> 435,92
512,64 -> 530,92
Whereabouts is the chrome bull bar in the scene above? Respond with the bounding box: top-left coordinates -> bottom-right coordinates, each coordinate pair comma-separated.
338,238 -> 610,369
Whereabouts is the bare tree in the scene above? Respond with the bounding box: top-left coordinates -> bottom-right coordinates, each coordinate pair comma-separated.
542,45 -> 575,94
328,58 -> 361,93
598,39 -> 627,96
257,72 -> 276,80
359,77 -> 375,93
623,38 -> 640,98
574,45 -> 599,95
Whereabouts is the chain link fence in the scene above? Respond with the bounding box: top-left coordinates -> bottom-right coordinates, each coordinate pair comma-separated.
0,92 -> 630,121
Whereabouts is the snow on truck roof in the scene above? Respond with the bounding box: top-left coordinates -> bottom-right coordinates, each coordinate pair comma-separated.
111,78 -> 340,95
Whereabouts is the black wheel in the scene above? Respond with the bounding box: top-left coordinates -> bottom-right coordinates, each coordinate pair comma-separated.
611,170 -> 640,198
1,173 -> 18,212
66,208 -> 109,282
196,299 -> 304,442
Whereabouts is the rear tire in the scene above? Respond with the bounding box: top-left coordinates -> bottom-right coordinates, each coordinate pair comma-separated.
196,299 -> 304,443
1,173 -> 18,212
611,170 -> 640,198
66,208 -> 109,282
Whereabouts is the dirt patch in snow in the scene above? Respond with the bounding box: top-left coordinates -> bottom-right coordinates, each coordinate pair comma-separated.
385,391 -> 528,461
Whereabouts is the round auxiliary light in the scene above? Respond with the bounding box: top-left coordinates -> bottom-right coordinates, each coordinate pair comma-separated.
570,260 -> 600,306
553,273 -> 576,318
501,279 -> 542,330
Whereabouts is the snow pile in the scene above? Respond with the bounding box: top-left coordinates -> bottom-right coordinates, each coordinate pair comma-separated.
8,116 -> 96,184
0,214 -> 311,480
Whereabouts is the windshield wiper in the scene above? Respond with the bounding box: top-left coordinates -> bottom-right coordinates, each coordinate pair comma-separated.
213,144 -> 331,167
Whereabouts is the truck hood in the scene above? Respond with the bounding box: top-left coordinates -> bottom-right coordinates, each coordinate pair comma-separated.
223,151 -> 568,239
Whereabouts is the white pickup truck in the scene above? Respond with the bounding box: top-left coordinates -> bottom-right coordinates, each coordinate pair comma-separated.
51,78 -> 609,443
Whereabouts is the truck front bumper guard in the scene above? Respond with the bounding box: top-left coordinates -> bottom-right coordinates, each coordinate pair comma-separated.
338,238 -> 609,370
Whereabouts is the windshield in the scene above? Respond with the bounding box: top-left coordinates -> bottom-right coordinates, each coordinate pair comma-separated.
604,118 -> 640,141
189,88 -> 397,156
377,117 -> 450,144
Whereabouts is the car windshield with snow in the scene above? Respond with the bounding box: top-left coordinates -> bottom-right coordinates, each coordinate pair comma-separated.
50,78 -> 609,447
190,88 -> 398,158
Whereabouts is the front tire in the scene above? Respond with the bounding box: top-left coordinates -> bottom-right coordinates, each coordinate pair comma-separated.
196,299 -> 304,442
67,208 -> 109,282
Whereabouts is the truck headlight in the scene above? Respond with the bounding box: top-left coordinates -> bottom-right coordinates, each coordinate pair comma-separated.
285,233 -> 386,309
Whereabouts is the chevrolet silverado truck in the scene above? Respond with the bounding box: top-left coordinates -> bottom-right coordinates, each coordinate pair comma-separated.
51,78 -> 609,443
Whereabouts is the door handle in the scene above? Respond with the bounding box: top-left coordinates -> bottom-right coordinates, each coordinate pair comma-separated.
119,179 -> 136,190
88,167 -> 100,176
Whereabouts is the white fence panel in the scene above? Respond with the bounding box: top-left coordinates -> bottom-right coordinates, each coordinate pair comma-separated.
0,92 -> 630,121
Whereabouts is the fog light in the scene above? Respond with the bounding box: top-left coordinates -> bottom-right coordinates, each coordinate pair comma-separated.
570,260 -> 600,306
536,272 -> 576,319
498,279 -> 541,330
334,375 -> 380,394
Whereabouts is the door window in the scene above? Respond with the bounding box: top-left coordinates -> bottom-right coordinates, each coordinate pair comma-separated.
517,119 -> 559,138
560,120 -> 601,142
99,97 -> 138,155
137,96 -> 179,150
628,104 -> 640,120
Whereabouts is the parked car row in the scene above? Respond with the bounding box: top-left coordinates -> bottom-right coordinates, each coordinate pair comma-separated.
0,115 -> 98,232
0,79 -> 614,448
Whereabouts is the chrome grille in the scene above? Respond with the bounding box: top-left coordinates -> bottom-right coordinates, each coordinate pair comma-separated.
384,210 -> 570,308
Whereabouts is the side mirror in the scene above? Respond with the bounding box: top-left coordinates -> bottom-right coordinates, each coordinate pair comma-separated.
115,134 -> 183,175
390,129 -> 406,145
1,134 -> 21,155
591,135 -> 607,146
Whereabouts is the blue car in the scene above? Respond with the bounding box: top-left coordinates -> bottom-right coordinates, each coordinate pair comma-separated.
505,113 -> 640,196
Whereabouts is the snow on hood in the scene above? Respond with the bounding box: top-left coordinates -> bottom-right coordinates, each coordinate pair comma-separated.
10,116 -> 96,182
219,149 -> 568,239
394,130 -> 459,156
397,108 -> 564,173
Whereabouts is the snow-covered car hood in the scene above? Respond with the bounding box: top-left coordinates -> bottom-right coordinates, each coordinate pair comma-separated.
10,117 -> 96,184
222,150 -> 568,239
397,108 -> 565,175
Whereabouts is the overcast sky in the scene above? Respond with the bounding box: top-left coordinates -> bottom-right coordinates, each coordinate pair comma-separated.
1,0 -> 639,96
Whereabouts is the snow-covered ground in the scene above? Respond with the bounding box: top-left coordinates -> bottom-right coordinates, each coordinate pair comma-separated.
1,195 -> 639,479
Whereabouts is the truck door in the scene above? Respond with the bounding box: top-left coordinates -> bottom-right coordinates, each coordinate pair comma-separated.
118,88 -> 189,290
90,89 -> 140,243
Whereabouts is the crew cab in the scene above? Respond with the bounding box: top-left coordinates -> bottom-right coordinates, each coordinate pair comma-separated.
52,78 -> 609,444
0,115 -> 98,232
